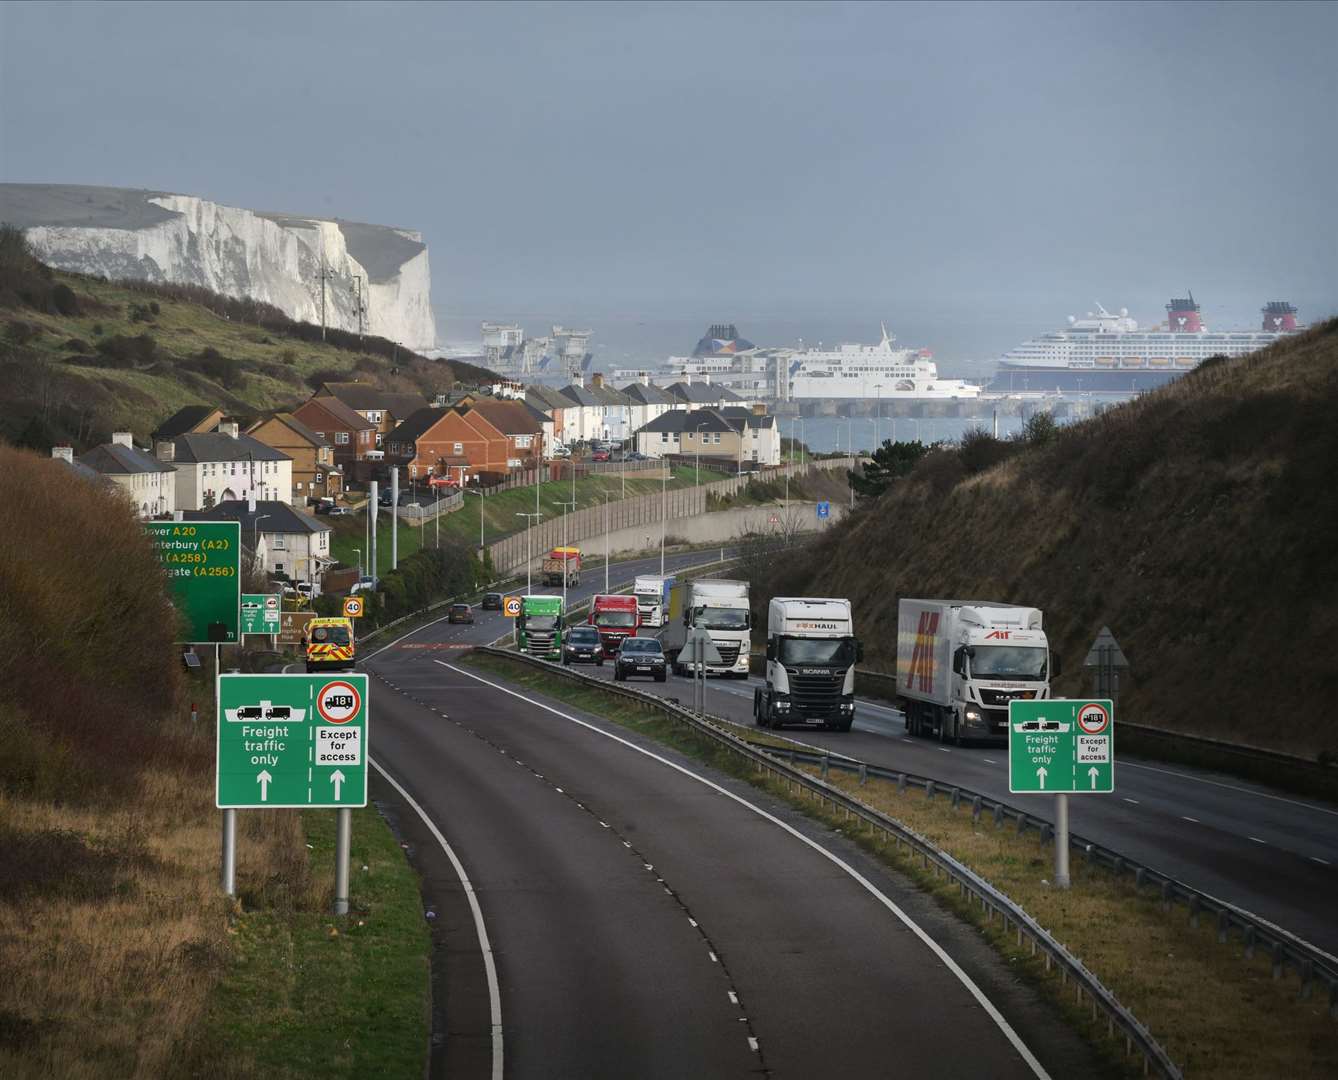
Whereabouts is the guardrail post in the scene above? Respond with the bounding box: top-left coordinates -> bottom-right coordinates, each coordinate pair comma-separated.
1272,942 -> 1285,981
971,796 -> 981,822
1015,812 -> 1027,836
1243,925 -> 1256,959
1217,909 -> 1230,945
1329,979 -> 1338,1019
820,754 -> 829,779
858,762 -> 868,786
925,780 -> 935,801
1134,867 -> 1145,890
1161,880 -> 1173,912
897,773 -> 907,794
1298,958 -> 1313,1000
993,804 -> 1004,829
950,786 -> 961,809
1188,895 -> 1201,929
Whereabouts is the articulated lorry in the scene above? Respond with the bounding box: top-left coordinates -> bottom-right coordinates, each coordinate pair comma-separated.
662,579 -> 752,678
633,574 -> 674,628
517,594 -> 565,660
754,597 -> 861,730
589,594 -> 640,652
896,599 -> 1058,744
542,546 -> 582,587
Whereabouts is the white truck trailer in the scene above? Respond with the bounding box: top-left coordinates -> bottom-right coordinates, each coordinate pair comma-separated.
633,574 -> 673,628
662,579 -> 751,678
753,597 -> 862,731
896,599 -> 1059,745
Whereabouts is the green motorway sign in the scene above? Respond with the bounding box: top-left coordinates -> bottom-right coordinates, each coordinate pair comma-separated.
1008,699 -> 1114,794
146,521 -> 241,644
216,673 -> 369,809
241,593 -> 281,636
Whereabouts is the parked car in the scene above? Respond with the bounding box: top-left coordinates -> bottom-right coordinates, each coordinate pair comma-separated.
613,636 -> 667,682
591,449 -> 610,462
327,505 -> 352,516
350,577 -> 377,595
448,603 -> 474,625
562,624 -> 605,666
481,592 -> 503,611
550,445 -> 572,459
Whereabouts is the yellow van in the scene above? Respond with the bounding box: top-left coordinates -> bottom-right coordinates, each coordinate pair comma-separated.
303,616 -> 355,672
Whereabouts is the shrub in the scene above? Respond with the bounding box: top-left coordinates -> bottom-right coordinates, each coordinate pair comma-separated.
91,322 -> 104,336
51,283 -> 80,316
96,332 -> 157,367
63,337 -> 91,352
6,320 -> 38,345
958,427 -> 1017,474
192,346 -> 244,388
1021,411 -> 1059,448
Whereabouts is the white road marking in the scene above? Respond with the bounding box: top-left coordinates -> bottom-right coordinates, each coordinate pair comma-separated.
1182,816 -> 1199,824
748,1037 -> 760,1052
1123,798 -> 1140,805
1118,760 -> 1338,819
370,757 -> 503,1080
709,951 -> 719,963
1248,837 -> 1267,845
1310,857 -> 1330,866
938,747 -> 952,754
982,758 -> 997,765
689,917 -> 698,927
442,660 -> 1052,1080
728,991 -> 739,1005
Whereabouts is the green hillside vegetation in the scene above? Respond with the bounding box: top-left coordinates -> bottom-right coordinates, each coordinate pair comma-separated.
0,225 -> 493,448
749,319 -> 1338,758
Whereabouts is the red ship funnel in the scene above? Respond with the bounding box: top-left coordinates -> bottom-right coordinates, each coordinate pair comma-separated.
1261,301 -> 1298,331
1166,295 -> 1202,333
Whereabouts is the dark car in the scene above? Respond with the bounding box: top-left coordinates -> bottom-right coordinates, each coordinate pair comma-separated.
614,636 -> 667,682
448,603 -> 474,624
481,592 -> 503,611
563,625 -> 605,666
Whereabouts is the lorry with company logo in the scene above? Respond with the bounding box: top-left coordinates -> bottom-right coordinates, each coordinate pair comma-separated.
542,546 -> 582,587
754,597 -> 861,730
589,594 -> 640,652
896,599 -> 1059,745
517,594 -> 565,660
662,579 -> 752,678
633,574 -> 674,628
303,616 -> 356,672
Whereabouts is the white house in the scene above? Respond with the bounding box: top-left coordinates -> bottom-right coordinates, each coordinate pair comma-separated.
61,433 -> 177,518
185,499 -> 332,591
619,379 -> 678,437
156,419 -> 293,511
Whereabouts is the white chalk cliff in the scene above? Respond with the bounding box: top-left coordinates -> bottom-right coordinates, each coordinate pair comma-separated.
0,184 -> 436,352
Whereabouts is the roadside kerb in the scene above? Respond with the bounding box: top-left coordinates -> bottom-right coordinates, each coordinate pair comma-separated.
467,644 -> 1186,1078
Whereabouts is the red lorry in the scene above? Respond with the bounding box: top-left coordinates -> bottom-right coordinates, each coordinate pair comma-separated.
590,594 -> 640,651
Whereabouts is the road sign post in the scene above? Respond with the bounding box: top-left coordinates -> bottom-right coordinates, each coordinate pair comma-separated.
241,593 -> 281,637
146,521 -> 241,643
1009,699 -> 1113,889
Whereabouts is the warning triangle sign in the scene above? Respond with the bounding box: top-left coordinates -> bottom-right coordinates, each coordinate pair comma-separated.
1083,626 -> 1129,668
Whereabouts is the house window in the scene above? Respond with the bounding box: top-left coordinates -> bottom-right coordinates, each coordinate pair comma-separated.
713,432 -> 721,444
516,435 -> 531,448
272,536 -> 286,550
375,433 -> 383,447
315,472 -> 324,483
453,442 -> 463,454
314,432 -> 325,440
335,432 -> 350,445
297,481 -> 304,490
660,432 -> 668,443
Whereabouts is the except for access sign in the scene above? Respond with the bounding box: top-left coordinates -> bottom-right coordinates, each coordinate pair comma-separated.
216,673 -> 369,809
241,593 -> 281,636
146,521 -> 241,644
1008,699 -> 1114,795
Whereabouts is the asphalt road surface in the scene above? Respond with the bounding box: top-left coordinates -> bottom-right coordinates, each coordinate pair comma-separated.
359,551 -> 1105,1078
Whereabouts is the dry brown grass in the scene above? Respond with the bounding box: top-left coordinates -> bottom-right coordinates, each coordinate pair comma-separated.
757,318 -> 1338,758
799,766 -> 1338,1078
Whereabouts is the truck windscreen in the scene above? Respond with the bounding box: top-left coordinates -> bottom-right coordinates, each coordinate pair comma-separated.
594,611 -> 636,628
696,607 -> 749,630
970,646 -> 1047,680
779,637 -> 854,666
524,615 -> 559,631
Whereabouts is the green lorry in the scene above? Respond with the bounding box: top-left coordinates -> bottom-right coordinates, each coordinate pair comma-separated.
517,594 -> 564,660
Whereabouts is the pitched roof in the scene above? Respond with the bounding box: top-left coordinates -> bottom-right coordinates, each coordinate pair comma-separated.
385,406 -> 449,446
249,412 -> 331,448
559,384 -> 599,407
720,407 -> 777,430
300,395 -> 376,431
185,499 -> 330,535
635,407 -> 734,435
382,392 -> 432,420
526,385 -> 570,411
587,383 -> 637,407
170,432 -> 290,464
151,405 -> 221,441
79,443 -> 176,475
464,399 -> 544,435
620,382 -> 676,405
664,381 -> 741,404
318,382 -> 430,419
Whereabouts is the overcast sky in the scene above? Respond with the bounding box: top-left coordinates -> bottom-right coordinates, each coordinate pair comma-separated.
2,0 -> 1335,360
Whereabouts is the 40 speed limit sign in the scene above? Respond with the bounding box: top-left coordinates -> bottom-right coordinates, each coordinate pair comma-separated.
216,673 -> 370,808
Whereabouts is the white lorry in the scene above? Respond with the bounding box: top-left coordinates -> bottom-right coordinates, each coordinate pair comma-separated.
896,599 -> 1059,745
633,574 -> 672,628
662,579 -> 752,678
753,597 -> 862,731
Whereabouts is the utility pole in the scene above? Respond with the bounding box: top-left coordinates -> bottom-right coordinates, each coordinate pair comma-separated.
659,460 -> 667,577
318,244 -> 335,342
873,384 -> 884,450
516,512 -> 541,593
604,492 -> 611,592
353,276 -> 367,347
390,467 -> 399,570
555,498 -> 576,618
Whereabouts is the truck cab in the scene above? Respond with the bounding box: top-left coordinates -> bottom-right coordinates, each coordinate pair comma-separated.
633,574 -> 672,628
590,594 -> 639,652
517,595 -> 564,660
754,597 -> 861,731
662,579 -> 752,678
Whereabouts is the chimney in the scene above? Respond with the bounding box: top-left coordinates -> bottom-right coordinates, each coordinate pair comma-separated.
155,439 -> 176,463
641,373 -> 650,386
753,403 -> 766,416
703,373 -> 711,385
591,372 -> 604,389
218,419 -> 240,438
685,372 -> 692,386
51,446 -> 74,464
111,431 -> 133,447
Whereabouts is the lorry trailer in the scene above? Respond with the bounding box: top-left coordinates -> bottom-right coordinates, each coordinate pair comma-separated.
542,546 -> 582,588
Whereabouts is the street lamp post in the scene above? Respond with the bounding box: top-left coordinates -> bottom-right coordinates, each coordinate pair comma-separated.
515,512 -> 541,593
873,384 -> 884,450
659,458 -> 667,577
555,498 -> 576,617
694,422 -> 708,486
353,546 -> 362,583
604,492 -> 612,592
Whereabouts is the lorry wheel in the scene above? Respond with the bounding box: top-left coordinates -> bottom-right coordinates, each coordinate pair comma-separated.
834,716 -> 853,733
753,689 -> 762,725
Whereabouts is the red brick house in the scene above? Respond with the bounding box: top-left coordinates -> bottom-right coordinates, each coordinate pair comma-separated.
386,407 -> 511,482
291,396 -> 376,469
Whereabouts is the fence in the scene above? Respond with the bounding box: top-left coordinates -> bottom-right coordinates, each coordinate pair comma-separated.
485,456 -> 855,573
393,489 -> 463,525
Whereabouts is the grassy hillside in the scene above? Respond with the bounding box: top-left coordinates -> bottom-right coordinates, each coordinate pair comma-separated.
0,226 -> 493,448
755,319 -> 1338,758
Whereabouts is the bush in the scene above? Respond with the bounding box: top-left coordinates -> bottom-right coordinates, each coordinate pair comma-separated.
63,337 -> 91,352
191,346 -> 244,388
96,331 -> 157,367
958,427 -> 1017,475
6,320 -> 38,345
51,283 -> 80,316
1021,411 -> 1059,448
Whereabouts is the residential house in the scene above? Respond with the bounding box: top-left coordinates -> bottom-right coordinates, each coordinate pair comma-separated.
150,405 -> 224,444
290,396 -> 376,468
186,499 -> 332,591
50,446 -> 114,490
526,385 -> 570,452
619,379 -> 678,436
558,374 -> 637,445
557,382 -> 600,445
385,406 -> 510,482
316,382 -> 430,449
154,419 -> 293,511
721,407 -> 781,466
247,412 -> 341,504
457,398 -> 544,469
75,432 -> 178,517
632,407 -> 742,464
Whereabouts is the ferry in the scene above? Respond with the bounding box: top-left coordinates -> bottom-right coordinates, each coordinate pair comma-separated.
986,298 -> 1301,394
786,325 -> 981,402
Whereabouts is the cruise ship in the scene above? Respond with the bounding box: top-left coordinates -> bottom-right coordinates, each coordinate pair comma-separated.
786,325 -> 981,402
986,298 -> 1302,394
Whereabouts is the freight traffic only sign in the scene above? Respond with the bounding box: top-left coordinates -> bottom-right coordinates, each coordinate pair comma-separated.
145,521 -> 241,644
241,593 -> 281,636
1008,699 -> 1114,794
216,674 -> 369,809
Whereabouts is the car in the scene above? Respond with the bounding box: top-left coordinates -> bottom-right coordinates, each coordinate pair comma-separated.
550,445 -> 572,459
591,449 -> 610,462
481,592 -> 503,611
448,603 -> 474,624
613,636 -> 667,682
350,577 -> 377,595
562,625 -> 605,666
327,505 -> 352,516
